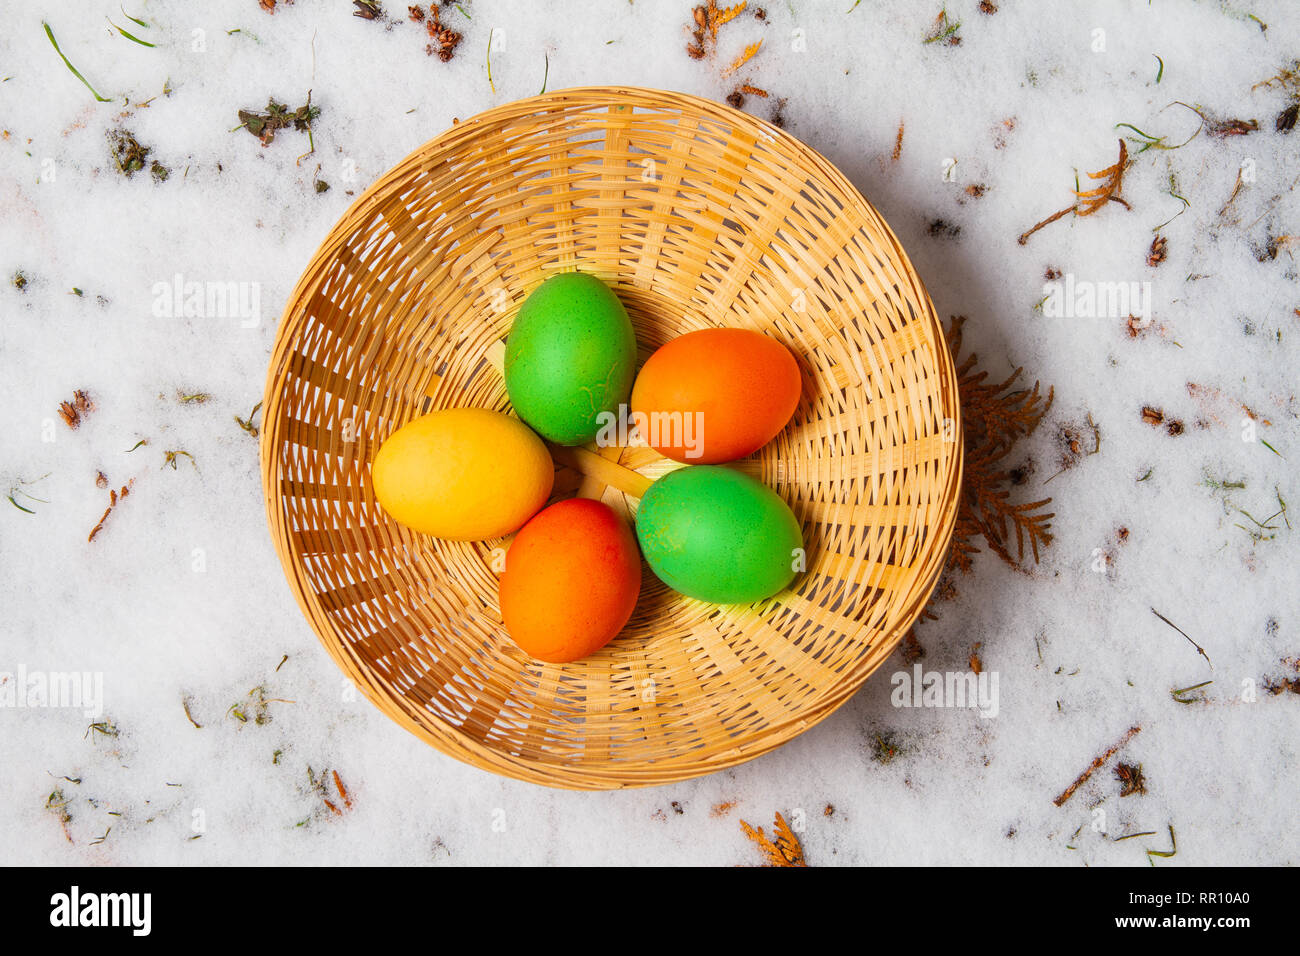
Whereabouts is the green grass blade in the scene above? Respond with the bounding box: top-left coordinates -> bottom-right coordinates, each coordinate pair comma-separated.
109,20 -> 156,47
1115,122 -> 1160,142
120,5 -> 149,29
43,22 -> 111,102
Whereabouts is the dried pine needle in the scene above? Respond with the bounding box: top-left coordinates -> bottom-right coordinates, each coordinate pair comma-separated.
1170,680 -> 1212,704
332,770 -> 353,809
1151,607 -> 1212,669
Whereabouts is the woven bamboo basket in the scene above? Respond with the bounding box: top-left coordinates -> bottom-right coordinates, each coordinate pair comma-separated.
261,87 -> 962,789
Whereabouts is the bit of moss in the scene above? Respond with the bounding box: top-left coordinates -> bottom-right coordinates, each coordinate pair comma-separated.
1202,471 -> 1246,492
923,8 -> 961,45
1116,762 -> 1147,796
85,719 -> 120,741
235,401 -> 262,437
236,96 -> 320,147
162,449 -> 197,471
871,731 -> 906,764
109,129 -> 152,177
227,684 -> 293,726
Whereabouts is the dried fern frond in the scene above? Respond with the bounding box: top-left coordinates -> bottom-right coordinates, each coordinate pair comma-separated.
977,488 -> 1056,564
1251,59 -> 1300,95
1074,139 -> 1130,215
714,1 -> 747,32
722,40 -> 762,77
955,361 -> 1054,457
945,510 -> 984,575
1018,139 -> 1130,244
944,317 -> 1055,572
740,812 -> 807,867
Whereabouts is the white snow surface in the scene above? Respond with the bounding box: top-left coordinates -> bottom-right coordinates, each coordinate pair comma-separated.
1,0 -> 1297,865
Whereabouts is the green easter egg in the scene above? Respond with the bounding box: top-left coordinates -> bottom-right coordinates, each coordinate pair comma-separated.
635,465 -> 804,604
504,272 -> 637,446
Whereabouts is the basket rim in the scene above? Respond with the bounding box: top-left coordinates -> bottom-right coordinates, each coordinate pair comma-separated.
260,85 -> 964,790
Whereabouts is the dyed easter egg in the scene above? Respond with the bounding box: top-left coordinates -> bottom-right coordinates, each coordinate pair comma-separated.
499,497 -> 642,663
504,272 -> 637,446
371,408 -> 553,540
635,465 -> 803,604
629,327 -> 801,464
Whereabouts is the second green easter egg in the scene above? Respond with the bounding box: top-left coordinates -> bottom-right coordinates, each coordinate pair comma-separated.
635,465 -> 804,604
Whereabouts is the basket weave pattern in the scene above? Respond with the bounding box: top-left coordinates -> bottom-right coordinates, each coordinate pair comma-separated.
261,88 -> 962,789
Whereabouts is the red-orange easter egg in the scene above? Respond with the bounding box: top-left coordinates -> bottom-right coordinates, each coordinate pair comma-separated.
499,498 -> 642,664
629,328 -> 801,464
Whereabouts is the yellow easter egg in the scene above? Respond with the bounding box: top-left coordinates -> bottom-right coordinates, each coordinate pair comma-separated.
371,408 -> 553,540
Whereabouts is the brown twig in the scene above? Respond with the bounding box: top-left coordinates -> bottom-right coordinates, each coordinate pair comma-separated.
1018,206 -> 1073,245
1054,725 -> 1141,807
88,481 -> 133,542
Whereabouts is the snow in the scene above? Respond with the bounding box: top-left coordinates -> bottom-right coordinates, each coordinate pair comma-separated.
1,0 -> 1297,865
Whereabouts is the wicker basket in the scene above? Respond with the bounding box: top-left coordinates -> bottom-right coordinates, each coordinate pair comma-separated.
261,87 -> 962,789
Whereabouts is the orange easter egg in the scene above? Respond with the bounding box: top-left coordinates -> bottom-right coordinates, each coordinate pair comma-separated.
499,498 -> 642,664
629,327 -> 801,464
